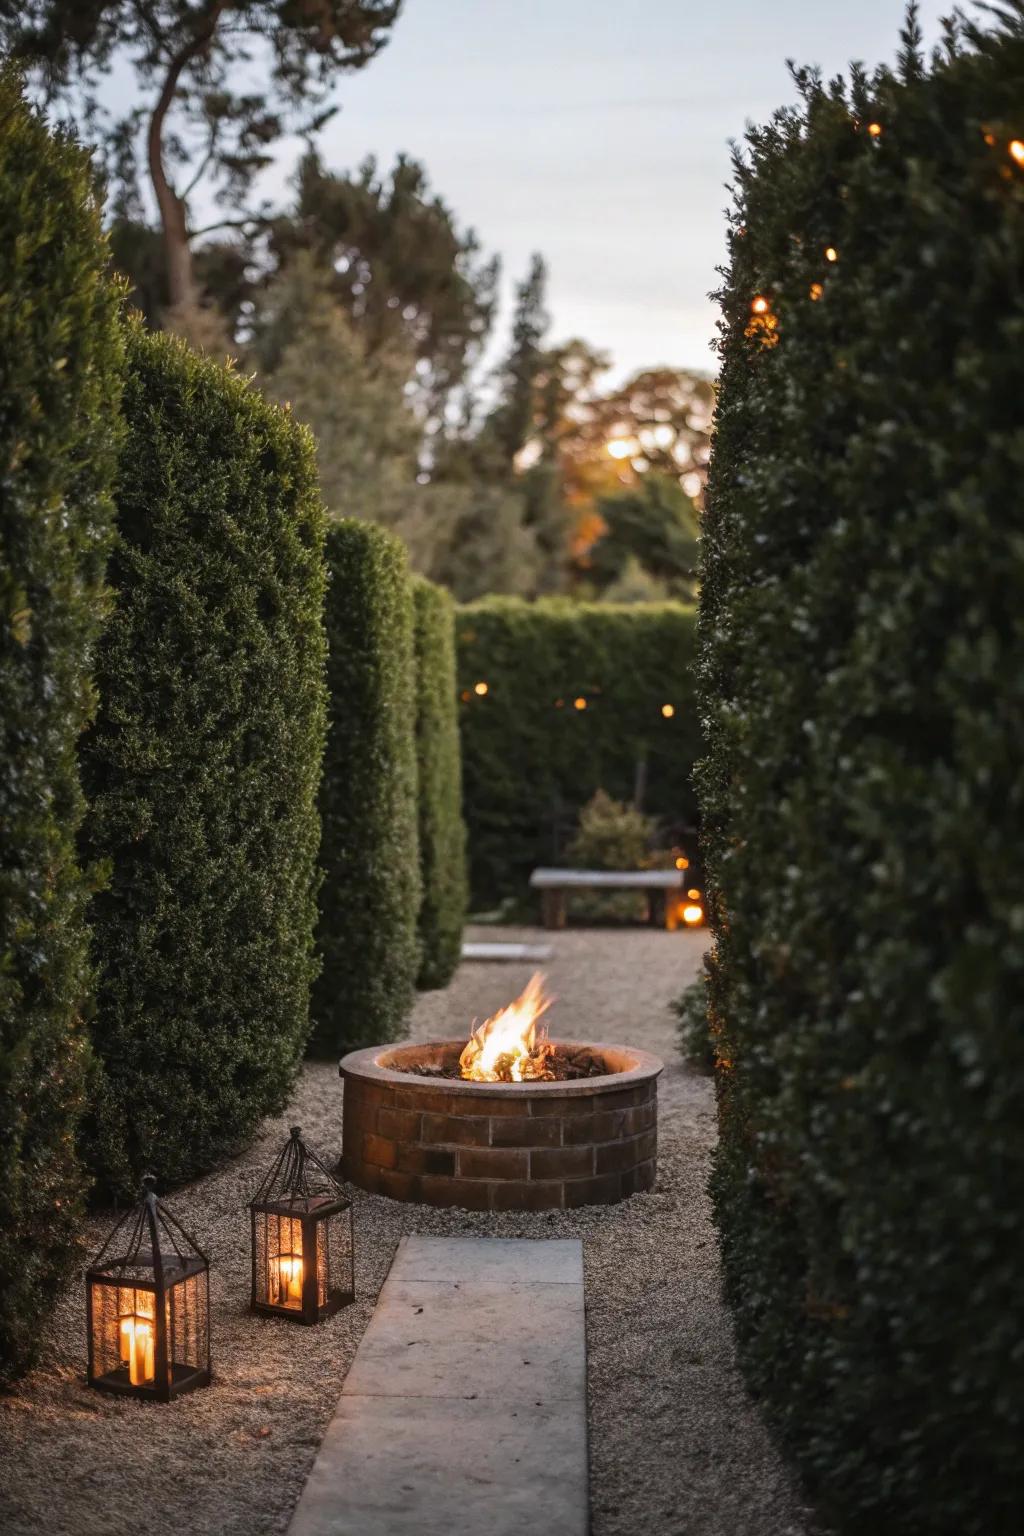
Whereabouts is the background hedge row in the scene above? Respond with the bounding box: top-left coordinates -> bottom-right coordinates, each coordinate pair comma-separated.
81,324 -> 327,1198
413,578 -> 467,989
312,520 -> 420,1056
0,69 -> 124,1383
699,11 -> 1024,1532
456,598 -> 699,903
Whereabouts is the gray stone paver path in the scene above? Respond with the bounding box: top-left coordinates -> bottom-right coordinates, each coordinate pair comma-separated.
287,1236 -> 589,1536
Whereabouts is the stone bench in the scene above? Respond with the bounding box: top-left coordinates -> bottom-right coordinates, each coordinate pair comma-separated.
529,867 -> 686,930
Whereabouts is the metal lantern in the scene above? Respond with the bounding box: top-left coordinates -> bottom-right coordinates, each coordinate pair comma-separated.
85,1174 -> 211,1401
249,1126 -> 354,1324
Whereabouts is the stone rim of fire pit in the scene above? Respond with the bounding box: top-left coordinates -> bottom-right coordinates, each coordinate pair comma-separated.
340,1038 -> 664,1097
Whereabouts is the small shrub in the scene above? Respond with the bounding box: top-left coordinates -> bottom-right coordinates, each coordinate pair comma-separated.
566,788 -> 655,922
81,323 -> 327,1198
456,598 -> 699,903
312,520 -> 419,1054
412,577 -> 467,989
0,69 -> 124,1383
567,788 -> 655,869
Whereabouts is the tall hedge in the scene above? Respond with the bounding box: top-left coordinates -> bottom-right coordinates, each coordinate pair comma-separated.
413,577 -> 467,989
81,324 -> 327,1198
312,520 -> 419,1055
456,599 -> 699,902
0,72 -> 124,1384
700,10 -> 1024,1533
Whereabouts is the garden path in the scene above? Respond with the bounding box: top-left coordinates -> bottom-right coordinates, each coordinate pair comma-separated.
0,925 -> 820,1536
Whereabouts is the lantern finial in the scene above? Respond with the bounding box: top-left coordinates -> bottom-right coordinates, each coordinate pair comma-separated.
289,1125 -> 302,1140
141,1172 -> 157,1196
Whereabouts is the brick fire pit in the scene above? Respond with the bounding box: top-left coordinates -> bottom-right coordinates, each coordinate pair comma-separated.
339,1040 -> 663,1211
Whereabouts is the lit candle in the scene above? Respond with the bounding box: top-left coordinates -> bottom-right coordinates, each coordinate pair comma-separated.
123,1316 -> 155,1386
275,1254 -> 303,1305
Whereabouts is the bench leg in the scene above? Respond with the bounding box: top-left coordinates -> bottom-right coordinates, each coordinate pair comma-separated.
541,889 -> 566,930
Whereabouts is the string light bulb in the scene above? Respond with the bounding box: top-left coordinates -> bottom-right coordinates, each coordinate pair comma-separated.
867,122 -> 883,138
1010,140 -> 1024,166
661,703 -> 675,718
824,246 -> 838,263
809,282 -> 824,301
473,680 -> 488,696
574,696 -> 587,711
751,294 -> 770,315
675,856 -> 690,871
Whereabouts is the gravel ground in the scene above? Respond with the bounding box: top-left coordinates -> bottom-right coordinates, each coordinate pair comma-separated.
0,925 -> 820,1536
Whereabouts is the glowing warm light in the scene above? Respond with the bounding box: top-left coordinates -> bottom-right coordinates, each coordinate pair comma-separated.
120,1314 -> 155,1387
675,856 -> 690,871
661,703 -> 675,718
1010,140 -> 1024,165
460,689 -> 471,702
474,680 -> 488,696
682,904 -> 704,926
574,696 -> 587,711
459,972 -> 555,1082
607,438 -> 634,460
825,246 -> 838,263
275,1254 -> 303,1306
687,888 -> 701,900
809,282 -> 824,301
983,131 -> 997,145
746,296 -> 779,347
867,122 -> 883,137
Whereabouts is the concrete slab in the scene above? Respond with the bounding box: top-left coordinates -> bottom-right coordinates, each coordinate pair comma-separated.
341,1279 -> 585,1403
289,1396 -> 587,1536
288,1237 -> 588,1536
388,1234 -> 583,1286
461,941 -> 554,963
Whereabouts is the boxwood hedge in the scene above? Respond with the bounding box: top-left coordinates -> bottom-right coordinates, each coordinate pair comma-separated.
81,323 -> 327,1198
0,69 -> 124,1383
311,520 -> 419,1055
700,10 -> 1024,1532
413,578 -> 467,989
456,599 -> 699,903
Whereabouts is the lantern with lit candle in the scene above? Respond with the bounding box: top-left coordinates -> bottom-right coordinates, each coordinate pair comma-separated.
85,1175 -> 210,1401
250,1127 -> 354,1325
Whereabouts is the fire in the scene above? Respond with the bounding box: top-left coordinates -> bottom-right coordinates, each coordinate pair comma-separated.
459,973 -> 556,1082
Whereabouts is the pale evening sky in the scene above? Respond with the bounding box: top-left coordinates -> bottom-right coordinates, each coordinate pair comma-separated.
284,0 -> 951,381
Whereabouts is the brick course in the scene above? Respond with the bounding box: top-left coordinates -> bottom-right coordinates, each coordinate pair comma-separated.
340,1040 -> 661,1211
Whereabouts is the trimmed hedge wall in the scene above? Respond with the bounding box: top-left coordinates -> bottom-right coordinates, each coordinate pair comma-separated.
456,599 -> 699,902
312,520 -> 419,1055
0,70 -> 124,1383
700,12 -> 1024,1533
413,578 -> 467,989
81,323 -> 327,1198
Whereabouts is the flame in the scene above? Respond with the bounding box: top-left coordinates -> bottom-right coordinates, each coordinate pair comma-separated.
459,973 -> 556,1082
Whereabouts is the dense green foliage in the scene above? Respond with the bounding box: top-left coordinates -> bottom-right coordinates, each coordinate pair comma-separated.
81,324 -> 327,1198
456,599 -> 699,902
0,69 -> 124,1384
313,520 -> 419,1053
700,11 -> 1024,1532
412,579 -> 467,989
